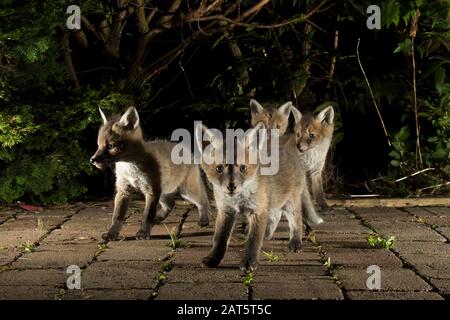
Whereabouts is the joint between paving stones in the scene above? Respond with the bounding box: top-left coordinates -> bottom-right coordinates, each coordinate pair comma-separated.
400,207 -> 450,243
306,227 -> 348,299
149,207 -> 192,300
0,206 -> 84,274
348,208 -> 445,298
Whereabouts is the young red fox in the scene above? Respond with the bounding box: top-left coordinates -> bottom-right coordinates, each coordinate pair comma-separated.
250,99 -> 292,135
90,107 -> 210,241
197,122 -> 305,271
291,105 -> 334,210
250,99 -> 324,227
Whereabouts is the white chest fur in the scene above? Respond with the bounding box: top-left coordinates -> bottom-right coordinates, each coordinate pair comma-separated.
115,162 -> 151,192
300,138 -> 331,174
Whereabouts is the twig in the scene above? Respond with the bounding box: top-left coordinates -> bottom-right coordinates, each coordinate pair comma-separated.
356,38 -> 391,147
418,182 -> 450,193
394,167 -> 435,182
410,9 -> 422,169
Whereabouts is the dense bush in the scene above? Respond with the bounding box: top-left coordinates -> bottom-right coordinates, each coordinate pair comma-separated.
0,0 -> 448,204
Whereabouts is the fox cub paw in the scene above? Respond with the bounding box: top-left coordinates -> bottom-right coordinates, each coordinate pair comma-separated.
153,216 -> 164,225
240,259 -> 258,272
201,256 -> 221,268
198,219 -> 209,227
135,230 -> 151,240
288,239 -> 302,252
101,231 -> 120,241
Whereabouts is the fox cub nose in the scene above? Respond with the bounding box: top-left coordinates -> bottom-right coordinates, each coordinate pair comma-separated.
227,184 -> 236,192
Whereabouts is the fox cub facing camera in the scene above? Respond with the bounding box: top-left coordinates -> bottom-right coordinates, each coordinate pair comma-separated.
90,107 -> 211,241
198,122 -> 305,271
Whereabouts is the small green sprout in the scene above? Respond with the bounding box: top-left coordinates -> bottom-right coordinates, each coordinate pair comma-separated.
323,257 -> 332,269
262,250 -> 280,262
20,241 -> 35,253
243,272 -> 254,287
164,224 -> 190,249
367,234 -> 396,249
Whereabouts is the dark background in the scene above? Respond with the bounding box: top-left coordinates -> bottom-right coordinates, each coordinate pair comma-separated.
0,0 -> 448,204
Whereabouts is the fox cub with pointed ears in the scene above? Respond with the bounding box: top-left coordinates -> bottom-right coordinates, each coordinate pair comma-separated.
90,107 -> 211,241
197,122 -> 306,271
250,99 -> 334,211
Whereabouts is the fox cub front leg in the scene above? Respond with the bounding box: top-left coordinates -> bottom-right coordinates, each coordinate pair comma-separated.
136,191 -> 161,240
103,189 -> 131,241
202,209 -> 236,268
242,210 -> 268,271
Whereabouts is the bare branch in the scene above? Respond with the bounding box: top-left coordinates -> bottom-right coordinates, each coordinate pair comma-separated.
81,16 -> 106,43
356,38 -> 391,147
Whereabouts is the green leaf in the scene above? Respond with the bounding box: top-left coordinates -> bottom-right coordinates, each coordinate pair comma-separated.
393,39 -> 412,54
389,150 -> 401,159
390,159 -> 400,167
384,0 -> 400,28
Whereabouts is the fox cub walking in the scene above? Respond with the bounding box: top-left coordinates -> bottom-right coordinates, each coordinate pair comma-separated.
250,99 -> 334,211
198,122 -> 305,271
291,106 -> 334,210
90,107 -> 210,241
250,99 -> 324,228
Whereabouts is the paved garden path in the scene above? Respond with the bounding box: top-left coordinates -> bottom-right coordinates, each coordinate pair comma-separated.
0,201 -> 449,300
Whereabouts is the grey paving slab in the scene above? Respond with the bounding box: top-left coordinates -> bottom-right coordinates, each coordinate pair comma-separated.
0,203 -> 449,300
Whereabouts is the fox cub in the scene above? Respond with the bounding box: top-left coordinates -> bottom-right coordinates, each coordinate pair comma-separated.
198,122 -> 305,271
251,99 -> 334,211
291,105 -> 334,210
90,107 -> 210,241
250,99 -> 324,227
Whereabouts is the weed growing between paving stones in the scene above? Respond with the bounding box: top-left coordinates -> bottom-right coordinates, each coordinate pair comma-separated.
20,241 -> 35,253
96,243 -> 109,254
367,234 -> 396,250
158,261 -> 173,283
243,271 -> 254,287
262,250 -> 280,262
323,257 -> 332,269
164,223 -> 190,250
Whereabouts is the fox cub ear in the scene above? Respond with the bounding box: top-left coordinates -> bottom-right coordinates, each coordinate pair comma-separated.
118,107 -> 140,130
250,99 -> 264,117
277,101 -> 292,118
291,106 -> 302,124
246,121 -> 266,152
99,108 -> 108,125
195,123 -> 223,153
316,106 -> 334,125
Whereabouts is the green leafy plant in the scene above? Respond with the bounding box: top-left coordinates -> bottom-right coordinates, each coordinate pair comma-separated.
164,224 -> 190,250
243,271 -> 254,287
262,250 -> 280,262
367,234 -> 396,250
20,241 -> 35,253
323,257 -> 332,269
96,243 -> 109,254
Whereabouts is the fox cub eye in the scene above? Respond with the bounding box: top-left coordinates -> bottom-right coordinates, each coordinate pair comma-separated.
240,165 -> 247,173
309,133 -> 315,139
107,143 -> 114,150
216,165 -> 224,173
